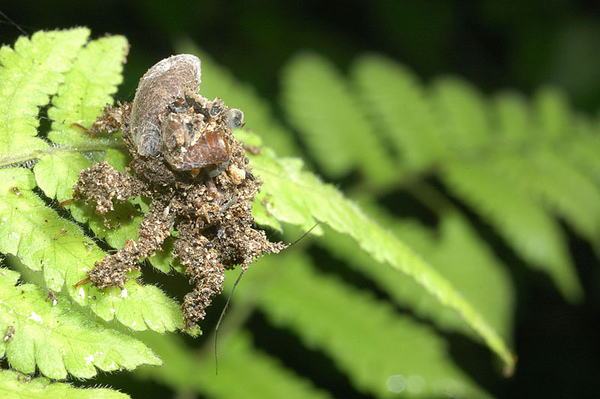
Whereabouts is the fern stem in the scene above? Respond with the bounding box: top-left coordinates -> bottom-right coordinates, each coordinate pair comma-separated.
0,141 -> 126,168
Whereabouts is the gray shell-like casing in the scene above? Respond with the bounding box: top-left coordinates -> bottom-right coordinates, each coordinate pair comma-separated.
129,54 -> 202,157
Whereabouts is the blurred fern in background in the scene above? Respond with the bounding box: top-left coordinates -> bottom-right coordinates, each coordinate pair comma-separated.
1,28 -> 598,399
173,41 -> 597,398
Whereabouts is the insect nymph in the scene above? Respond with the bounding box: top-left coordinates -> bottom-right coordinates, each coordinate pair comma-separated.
72,54 -> 286,330
128,54 -> 244,176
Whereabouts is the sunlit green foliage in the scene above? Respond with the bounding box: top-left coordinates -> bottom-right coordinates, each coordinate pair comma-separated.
1,28 -> 597,398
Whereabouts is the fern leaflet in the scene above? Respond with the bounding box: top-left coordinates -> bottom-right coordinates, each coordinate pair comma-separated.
0,268 -> 161,379
237,130 -> 515,373
0,369 -> 129,399
283,51 -> 591,305
138,332 -> 333,399
0,28 -> 90,164
282,52 -> 397,187
241,252 -> 493,398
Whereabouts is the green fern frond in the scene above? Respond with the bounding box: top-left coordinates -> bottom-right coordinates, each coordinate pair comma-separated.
0,268 -> 161,380
0,167 -> 183,333
566,133 -> 600,185
0,167 -> 105,285
9,27 -> 596,397
138,332 -> 333,399
492,91 -> 532,143
34,150 -> 145,251
430,77 -> 492,153
242,252 -> 492,399
409,213 -> 514,338
0,369 -> 129,399
47,34 -> 127,147
0,31 -> 188,383
285,52 -> 591,303
0,29 -> 92,162
318,206 -> 514,341
237,131 -> 515,372
533,87 -> 572,140
440,159 -> 581,301
352,54 -> 446,171
281,53 -> 397,187
488,146 -> 600,250
492,89 -> 600,250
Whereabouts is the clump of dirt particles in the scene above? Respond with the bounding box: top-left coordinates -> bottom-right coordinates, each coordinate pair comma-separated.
72,54 -> 287,330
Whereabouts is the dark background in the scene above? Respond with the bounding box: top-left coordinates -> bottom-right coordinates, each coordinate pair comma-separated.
3,1 -> 600,111
2,1 -> 600,398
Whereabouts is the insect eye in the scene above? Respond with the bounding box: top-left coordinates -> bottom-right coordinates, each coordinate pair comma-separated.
225,109 -> 244,130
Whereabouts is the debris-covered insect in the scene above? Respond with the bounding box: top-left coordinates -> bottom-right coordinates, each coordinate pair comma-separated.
71,54 -> 287,330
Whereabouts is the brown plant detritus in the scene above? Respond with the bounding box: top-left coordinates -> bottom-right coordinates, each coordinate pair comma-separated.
72,54 -> 287,330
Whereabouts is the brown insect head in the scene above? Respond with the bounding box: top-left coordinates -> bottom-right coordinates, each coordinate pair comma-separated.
160,97 -> 231,173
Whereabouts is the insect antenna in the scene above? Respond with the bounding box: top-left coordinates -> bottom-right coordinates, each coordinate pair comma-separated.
214,266 -> 247,375
288,221 -> 321,247
214,221 -> 320,374
0,10 -> 28,36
